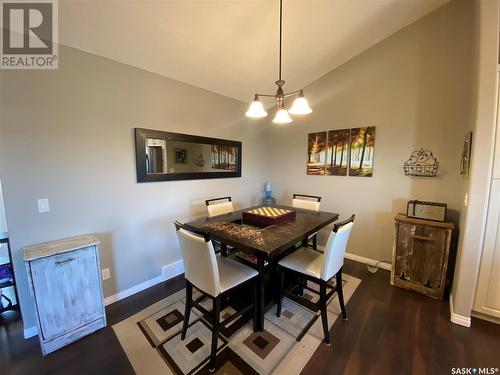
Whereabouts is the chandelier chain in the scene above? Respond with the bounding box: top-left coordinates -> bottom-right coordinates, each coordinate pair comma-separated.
279,0 -> 282,81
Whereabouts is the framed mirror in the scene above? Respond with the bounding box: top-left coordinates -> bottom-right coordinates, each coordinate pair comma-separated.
135,128 -> 242,182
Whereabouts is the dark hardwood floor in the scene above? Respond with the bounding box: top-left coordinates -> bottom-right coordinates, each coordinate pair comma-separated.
1,260 -> 499,375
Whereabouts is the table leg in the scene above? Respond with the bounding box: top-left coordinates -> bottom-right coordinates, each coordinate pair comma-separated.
301,238 -> 308,247
257,256 -> 265,331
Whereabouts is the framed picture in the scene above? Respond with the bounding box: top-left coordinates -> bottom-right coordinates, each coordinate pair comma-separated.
326,129 -> 350,176
307,132 -> 327,175
175,148 -> 187,164
460,131 -> 473,179
348,127 -> 376,177
211,145 -> 237,171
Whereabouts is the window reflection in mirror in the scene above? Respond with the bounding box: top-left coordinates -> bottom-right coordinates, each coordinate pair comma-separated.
145,138 -> 238,174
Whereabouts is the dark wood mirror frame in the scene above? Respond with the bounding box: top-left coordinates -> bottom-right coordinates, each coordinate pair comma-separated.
135,128 -> 242,182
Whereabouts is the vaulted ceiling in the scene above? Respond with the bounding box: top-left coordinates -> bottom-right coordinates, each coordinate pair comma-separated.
59,0 -> 449,102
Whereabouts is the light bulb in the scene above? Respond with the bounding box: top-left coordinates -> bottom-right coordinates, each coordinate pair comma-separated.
273,108 -> 292,124
245,96 -> 268,118
289,92 -> 312,115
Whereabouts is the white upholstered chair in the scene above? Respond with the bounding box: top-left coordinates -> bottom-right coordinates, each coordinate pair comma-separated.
205,197 -> 237,256
205,197 -> 234,218
292,194 -> 321,250
276,215 -> 355,345
175,221 -> 258,372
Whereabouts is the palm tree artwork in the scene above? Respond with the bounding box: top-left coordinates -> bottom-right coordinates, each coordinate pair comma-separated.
348,127 -> 376,177
326,129 -> 350,176
307,132 -> 327,175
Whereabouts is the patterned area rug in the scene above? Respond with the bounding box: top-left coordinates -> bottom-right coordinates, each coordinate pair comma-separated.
113,274 -> 361,375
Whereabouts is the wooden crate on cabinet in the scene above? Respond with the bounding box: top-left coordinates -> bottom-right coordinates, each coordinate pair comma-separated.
391,214 -> 454,300
24,235 -> 106,356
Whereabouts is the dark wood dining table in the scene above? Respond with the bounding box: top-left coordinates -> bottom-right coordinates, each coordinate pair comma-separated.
184,204 -> 339,331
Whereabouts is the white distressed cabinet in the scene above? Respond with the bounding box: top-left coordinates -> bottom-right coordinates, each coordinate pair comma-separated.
24,235 -> 106,355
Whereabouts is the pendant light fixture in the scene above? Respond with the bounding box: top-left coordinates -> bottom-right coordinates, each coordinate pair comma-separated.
245,0 -> 312,124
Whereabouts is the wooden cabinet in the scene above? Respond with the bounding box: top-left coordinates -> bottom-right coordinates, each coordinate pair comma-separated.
391,214 -> 454,299
24,235 -> 106,356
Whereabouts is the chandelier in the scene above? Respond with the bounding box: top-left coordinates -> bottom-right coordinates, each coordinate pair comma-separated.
245,0 -> 312,124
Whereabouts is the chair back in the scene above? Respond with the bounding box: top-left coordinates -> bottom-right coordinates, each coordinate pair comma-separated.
292,194 -> 321,212
320,215 -> 355,281
205,197 -> 234,218
174,221 -> 221,297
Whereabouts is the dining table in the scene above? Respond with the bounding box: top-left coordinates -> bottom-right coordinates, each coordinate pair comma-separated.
184,204 -> 339,331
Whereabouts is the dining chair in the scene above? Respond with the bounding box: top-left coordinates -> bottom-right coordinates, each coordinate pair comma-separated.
205,196 -> 234,218
205,197 -> 237,256
292,194 -> 321,250
276,215 -> 355,345
174,221 -> 258,372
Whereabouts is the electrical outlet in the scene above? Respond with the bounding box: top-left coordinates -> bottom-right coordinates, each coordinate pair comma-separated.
101,268 -> 111,281
37,199 -> 50,213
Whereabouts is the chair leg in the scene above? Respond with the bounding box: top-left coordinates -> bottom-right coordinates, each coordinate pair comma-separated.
312,234 -> 317,250
336,268 -> 347,320
320,281 -> 330,345
181,281 -> 193,340
221,243 -> 228,257
298,277 -> 304,296
276,266 -> 284,317
252,282 -> 258,332
209,296 -> 221,372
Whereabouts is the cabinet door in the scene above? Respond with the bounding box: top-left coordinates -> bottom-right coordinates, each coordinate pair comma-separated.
395,223 -> 447,287
30,246 -> 104,341
474,179 -> 500,318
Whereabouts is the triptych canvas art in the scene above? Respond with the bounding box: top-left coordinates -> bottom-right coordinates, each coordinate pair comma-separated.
307,127 -> 376,177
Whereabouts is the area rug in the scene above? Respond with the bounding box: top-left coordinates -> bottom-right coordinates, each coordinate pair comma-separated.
113,274 -> 361,375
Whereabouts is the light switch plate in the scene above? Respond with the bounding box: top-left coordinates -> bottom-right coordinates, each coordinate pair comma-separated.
37,199 -> 50,213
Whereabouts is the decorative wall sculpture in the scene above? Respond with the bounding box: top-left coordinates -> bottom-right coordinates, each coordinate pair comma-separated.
460,131 -> 472,179
403,149 -> 439,177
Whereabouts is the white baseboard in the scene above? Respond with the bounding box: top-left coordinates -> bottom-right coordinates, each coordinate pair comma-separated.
344,252 -> 392,271
24,325 -> 38,339
449,294 -> 471,327
23,260 -> 185,339
162,259 -> 185,280
104,259 -> 184,306
471,310 -> 500,325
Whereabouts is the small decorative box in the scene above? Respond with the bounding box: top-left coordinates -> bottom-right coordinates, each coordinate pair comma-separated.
407,200 -> 447,222
242,206 -> 296,227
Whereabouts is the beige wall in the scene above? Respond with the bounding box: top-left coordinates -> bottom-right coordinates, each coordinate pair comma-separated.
0,45 -> 266,330
264,0 -> 476,262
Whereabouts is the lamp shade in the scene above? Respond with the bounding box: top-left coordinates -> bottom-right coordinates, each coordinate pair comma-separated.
289,95 -> 312,115
245,97 -> 268,118
272,108 -> 292,124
